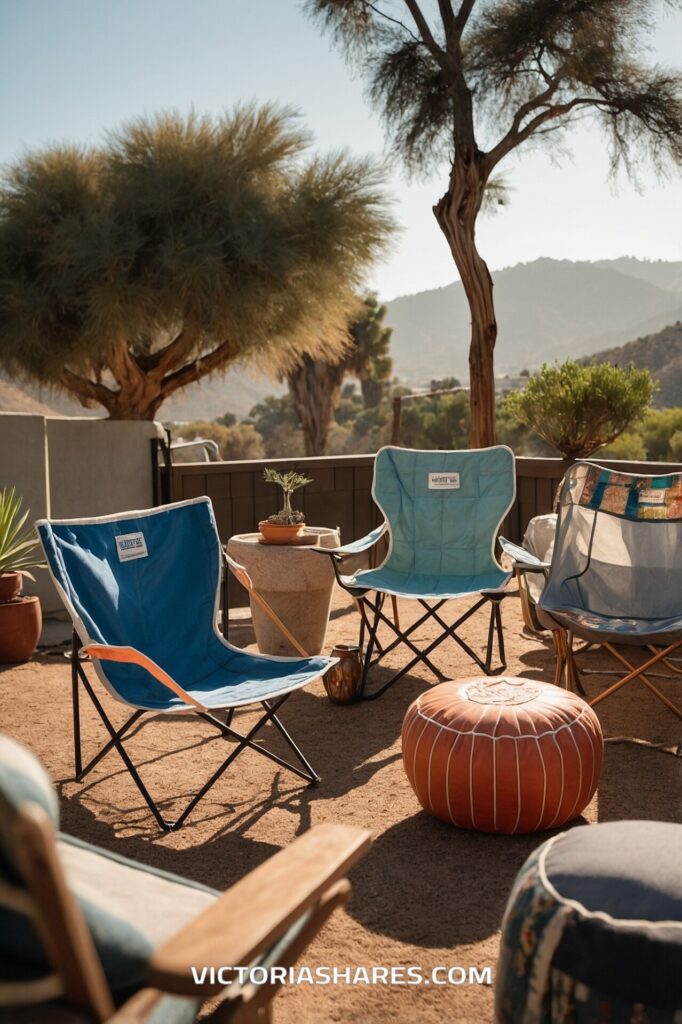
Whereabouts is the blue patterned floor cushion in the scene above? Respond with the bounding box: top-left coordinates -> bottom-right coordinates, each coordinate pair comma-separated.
496,820 -> 682,1022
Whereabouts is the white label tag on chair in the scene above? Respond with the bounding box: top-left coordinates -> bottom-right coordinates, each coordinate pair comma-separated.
639,488 -> 666,505
428,472 -> 460,490
115,532 -> 148,561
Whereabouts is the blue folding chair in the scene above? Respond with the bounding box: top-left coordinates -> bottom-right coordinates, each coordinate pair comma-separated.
318,446 -> 516,699
37,497 -> 333,831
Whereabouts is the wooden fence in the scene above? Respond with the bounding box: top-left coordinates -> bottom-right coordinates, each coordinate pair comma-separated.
163,452 -> 681,605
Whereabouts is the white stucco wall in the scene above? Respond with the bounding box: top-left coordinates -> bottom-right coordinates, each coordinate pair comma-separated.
0,414 -> 165,615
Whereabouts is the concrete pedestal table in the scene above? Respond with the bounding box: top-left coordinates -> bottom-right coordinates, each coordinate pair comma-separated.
227,527 -> 340,657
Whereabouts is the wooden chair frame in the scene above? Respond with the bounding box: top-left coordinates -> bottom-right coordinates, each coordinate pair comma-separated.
9,804 -> 371,1024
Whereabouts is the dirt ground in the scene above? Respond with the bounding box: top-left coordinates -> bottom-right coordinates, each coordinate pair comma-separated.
1,583 -> 680,1024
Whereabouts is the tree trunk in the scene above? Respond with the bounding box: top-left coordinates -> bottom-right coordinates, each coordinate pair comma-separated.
433,159 -> 497,448
286,356 -> 345,456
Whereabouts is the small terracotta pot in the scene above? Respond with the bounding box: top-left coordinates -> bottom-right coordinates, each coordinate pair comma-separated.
0,572 -> 22,603
0,596 -> 42,664
258,521 -> 305,545
323,644 -> 364,704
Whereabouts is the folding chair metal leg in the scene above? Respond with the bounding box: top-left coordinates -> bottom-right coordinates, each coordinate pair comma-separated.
356,590 -> 508,700
552,630 -> 567,688
262,700 -> 320,783
71,632 -> 82,778
70,659 -> 319,831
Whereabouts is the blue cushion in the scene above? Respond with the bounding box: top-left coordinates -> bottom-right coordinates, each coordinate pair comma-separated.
0,734 -> 59,879
496,820 -> 682,1020
0,831 -> 217,1003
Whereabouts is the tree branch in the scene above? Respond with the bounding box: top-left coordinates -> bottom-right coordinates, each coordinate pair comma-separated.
142,327 -> 201,381
487,93 -> 599,169
367,1 -> 421,43
403,0 -> 451,70
453,0 -> 476,37
158,338 -> 240,400
59,370 -> 118,410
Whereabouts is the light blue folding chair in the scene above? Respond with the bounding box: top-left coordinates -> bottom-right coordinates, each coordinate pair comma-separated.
36,497 -> 334,831
318,446 -> 516,699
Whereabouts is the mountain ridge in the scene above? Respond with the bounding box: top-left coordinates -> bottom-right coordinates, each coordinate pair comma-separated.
2,257 -> 681,419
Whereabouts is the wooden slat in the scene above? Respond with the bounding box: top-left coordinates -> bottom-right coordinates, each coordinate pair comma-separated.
149,824 -> 372,996
166,454 -> 682,551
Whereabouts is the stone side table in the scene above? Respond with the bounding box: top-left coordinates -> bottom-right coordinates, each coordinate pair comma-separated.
226,527 -> 340,657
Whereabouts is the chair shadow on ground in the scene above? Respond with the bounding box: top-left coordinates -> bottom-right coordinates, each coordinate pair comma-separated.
55,660 -> 426,888
52,595 -> 680,956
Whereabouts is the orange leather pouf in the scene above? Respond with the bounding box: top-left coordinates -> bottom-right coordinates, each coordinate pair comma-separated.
402,677 -> 603,834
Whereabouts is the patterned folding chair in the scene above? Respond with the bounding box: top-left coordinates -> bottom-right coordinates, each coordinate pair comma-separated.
317,446 -> 516,699
535,462 -> 682,719
36,498 -> 334,831
0,733 -> 370,1024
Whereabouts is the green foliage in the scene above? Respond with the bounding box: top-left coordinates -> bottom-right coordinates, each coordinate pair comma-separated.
346,293 -> 393,408
670,430 -> 682,462
263,468 -> 313,523
495,395 -> 553,457
399,391 -> 470,450
216,412 -> 237,428
246,395 -> 304,457
177,421 -> 264,461
0,108 -> 394,418
0,487 -> 45,581
599,431 -> 648,461
307,1 -> 682,178
505,360 -> 655,459
638,408 -> 682,461
284,290 -> 394,455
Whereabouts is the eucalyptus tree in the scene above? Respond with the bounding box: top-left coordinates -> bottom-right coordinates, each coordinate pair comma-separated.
0,107 -> 393,419
305,0 -> 682,446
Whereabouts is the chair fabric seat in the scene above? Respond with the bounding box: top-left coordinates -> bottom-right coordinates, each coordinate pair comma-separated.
96,641 -> 331,712
341,565 -> 511,600
1,832 -> 217,1002
496,820 -> 682,1021
37,498 -> 333,712
538,604 -> 682,646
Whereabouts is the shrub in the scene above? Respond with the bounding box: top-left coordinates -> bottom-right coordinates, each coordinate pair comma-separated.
505,361 -> 655,459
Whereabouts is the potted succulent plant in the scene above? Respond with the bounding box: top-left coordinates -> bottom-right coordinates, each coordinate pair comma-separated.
0,487 -> 46,663
259,469 -> 313,544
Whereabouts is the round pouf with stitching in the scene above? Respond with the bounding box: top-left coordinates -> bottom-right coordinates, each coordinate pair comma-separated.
495,820 -> 682,1021
401,677 -> 603,833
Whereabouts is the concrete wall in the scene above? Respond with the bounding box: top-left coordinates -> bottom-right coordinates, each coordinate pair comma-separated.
0,414 -> 164,614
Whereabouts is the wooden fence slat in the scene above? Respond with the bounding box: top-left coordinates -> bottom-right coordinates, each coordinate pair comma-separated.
167,455 -> 682,588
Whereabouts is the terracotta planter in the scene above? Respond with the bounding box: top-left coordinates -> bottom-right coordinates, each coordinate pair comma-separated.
258,521 -> 305,545
0,572 -> 22,603
0,596 -> 42,663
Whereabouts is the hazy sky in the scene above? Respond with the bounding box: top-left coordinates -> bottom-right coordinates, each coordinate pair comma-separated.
1,0 -> 681,301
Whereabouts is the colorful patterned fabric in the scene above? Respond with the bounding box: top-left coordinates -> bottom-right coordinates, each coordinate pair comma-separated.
539,462 -> 682,643
495,821 -> 682,1022
574,464 -> 682,521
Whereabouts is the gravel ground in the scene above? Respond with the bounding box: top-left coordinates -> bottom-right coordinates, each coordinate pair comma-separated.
1,583 -> 680,1023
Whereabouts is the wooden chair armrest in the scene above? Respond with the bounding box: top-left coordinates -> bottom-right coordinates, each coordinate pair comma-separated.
105,988 -> 173,1023
148,824 -> 372,996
